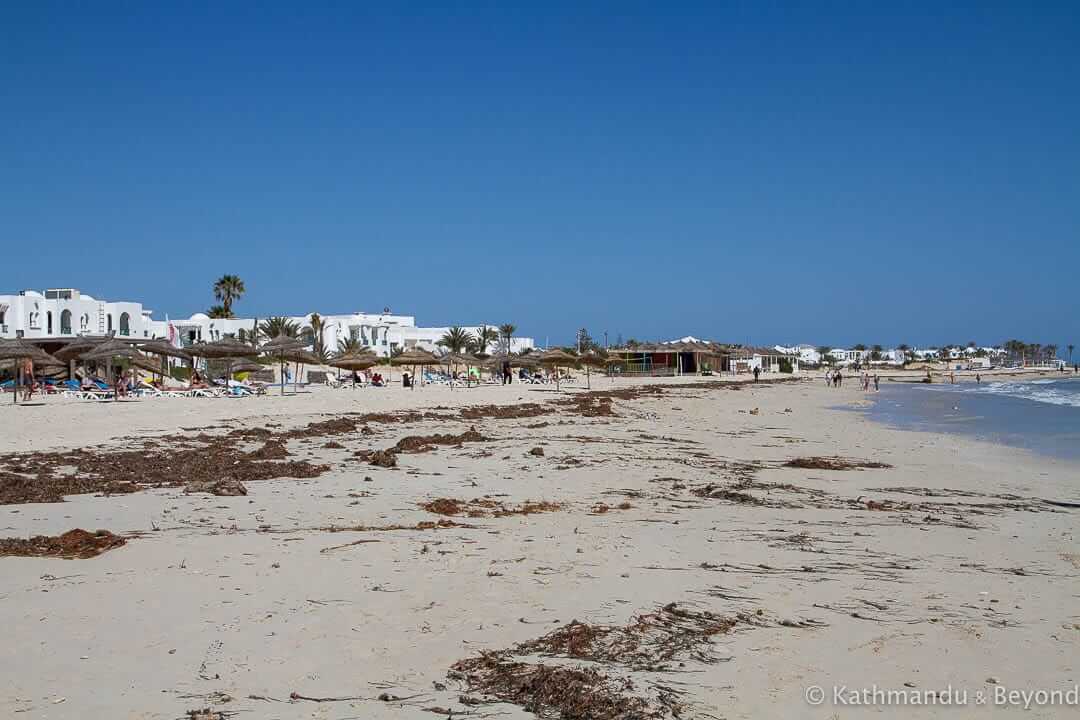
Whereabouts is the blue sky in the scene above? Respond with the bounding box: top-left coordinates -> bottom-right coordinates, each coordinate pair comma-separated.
3,2 -> 1077,349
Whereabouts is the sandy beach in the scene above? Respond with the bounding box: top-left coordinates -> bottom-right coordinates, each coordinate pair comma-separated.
2,375 -> 1077,719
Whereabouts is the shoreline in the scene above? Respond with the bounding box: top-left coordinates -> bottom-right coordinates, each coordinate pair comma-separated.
2,375 -> 1077,719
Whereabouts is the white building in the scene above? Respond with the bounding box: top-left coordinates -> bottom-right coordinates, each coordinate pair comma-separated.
0,289 -> 154,340
828,348 -> 871,366
153,313 -> 534,357
775,344 -> 821,366
1,288 -> 534,357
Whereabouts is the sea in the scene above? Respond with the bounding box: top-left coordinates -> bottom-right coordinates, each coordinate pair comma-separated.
863,375 -> 1080,461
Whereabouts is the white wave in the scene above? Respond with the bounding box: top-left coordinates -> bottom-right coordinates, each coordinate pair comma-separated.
975,381 -> 1080,408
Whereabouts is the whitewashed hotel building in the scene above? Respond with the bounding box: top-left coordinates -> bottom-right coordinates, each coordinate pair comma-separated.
0,288 -> 534,357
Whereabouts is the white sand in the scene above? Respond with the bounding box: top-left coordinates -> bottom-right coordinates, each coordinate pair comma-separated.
1,375 -> 1077,718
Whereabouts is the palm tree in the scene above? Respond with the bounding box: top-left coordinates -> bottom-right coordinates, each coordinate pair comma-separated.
816,346 -> 832,365
1068,344 -> 1075,366
213,275 -> 245,317
499,323 -> 516,353
308,313 -> 327,362
438,326 -> 472,353
871,344 -> 883,361
259,316 -> 300,340
471,325 -> 499,355
207,305 -> 230,319
337,336 -> 362,355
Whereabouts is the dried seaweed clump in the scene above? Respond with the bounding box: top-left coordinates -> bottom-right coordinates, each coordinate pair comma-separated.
514,603 -> 746,670
690,484 -> 764,505
460,403 -> 551,421
784,456 -> 892,471
420,497 -> 562,518
449,655 -> 673,720
0,529 -> 127,559
392,428 -> 487,454
354,449 -> 398,468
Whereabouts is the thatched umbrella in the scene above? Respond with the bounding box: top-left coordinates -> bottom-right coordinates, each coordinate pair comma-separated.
438,352 -> 481,389
80,340 -> 148,400
54,336 -> 109,362
538,348 -> 578,392
329,350 -> 379,370
188,337 -> 259,389
139,339 -> 192,387
222,357 -> 265,375
393,348 -> 439,389
259,335 -> 306,395
279,348 -> 320,392
578,351 -> 609,390
0,339 -> 61,404
329,350 -> 379,387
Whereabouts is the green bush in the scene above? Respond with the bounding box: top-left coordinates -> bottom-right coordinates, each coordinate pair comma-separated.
778,358 -> 794,373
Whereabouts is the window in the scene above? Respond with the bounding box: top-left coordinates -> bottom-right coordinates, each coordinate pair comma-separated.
80,314 -> 89,330
119,312 -> 131,336
60,309 -> 72,334
107,314 -> 113,333
46,311 -> 53,334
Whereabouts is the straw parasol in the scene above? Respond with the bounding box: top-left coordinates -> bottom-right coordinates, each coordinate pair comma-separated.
328,350 -> 379,371
73,340 -> 146,401
259,335 -> 306,395
81,338 -> 144,363
188,337 -> 260,389
139,339 -> 193,386
538,348 -> 578,392
222,357 -> 265,375
392,348 -> 439,389
54,336 -> 111,362
328,350 -> 378,387
438,352 -> 481,389
578,351 -> 609,390
0,339 -> 62,404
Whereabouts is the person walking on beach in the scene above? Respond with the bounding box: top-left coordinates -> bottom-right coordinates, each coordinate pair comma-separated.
753,366 -> 760,382
21,358 -> 34,401
976,373 -> 981,384
873,374 -> 880,392
836,369 -> 843,388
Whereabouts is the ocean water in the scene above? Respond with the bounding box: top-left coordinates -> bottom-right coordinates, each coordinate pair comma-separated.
863,376 -> 1080,461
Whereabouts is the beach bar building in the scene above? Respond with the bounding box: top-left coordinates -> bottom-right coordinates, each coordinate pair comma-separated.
609,341 -> 726,376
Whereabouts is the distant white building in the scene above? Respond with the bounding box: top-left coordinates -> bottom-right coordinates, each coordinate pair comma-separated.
775,344 -> 821,366
828,348 -> 871,366
0,289 -> 153,340
1,288 -> 534,358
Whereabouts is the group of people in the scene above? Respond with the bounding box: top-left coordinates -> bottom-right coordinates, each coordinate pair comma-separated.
823,368 -> 879,391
